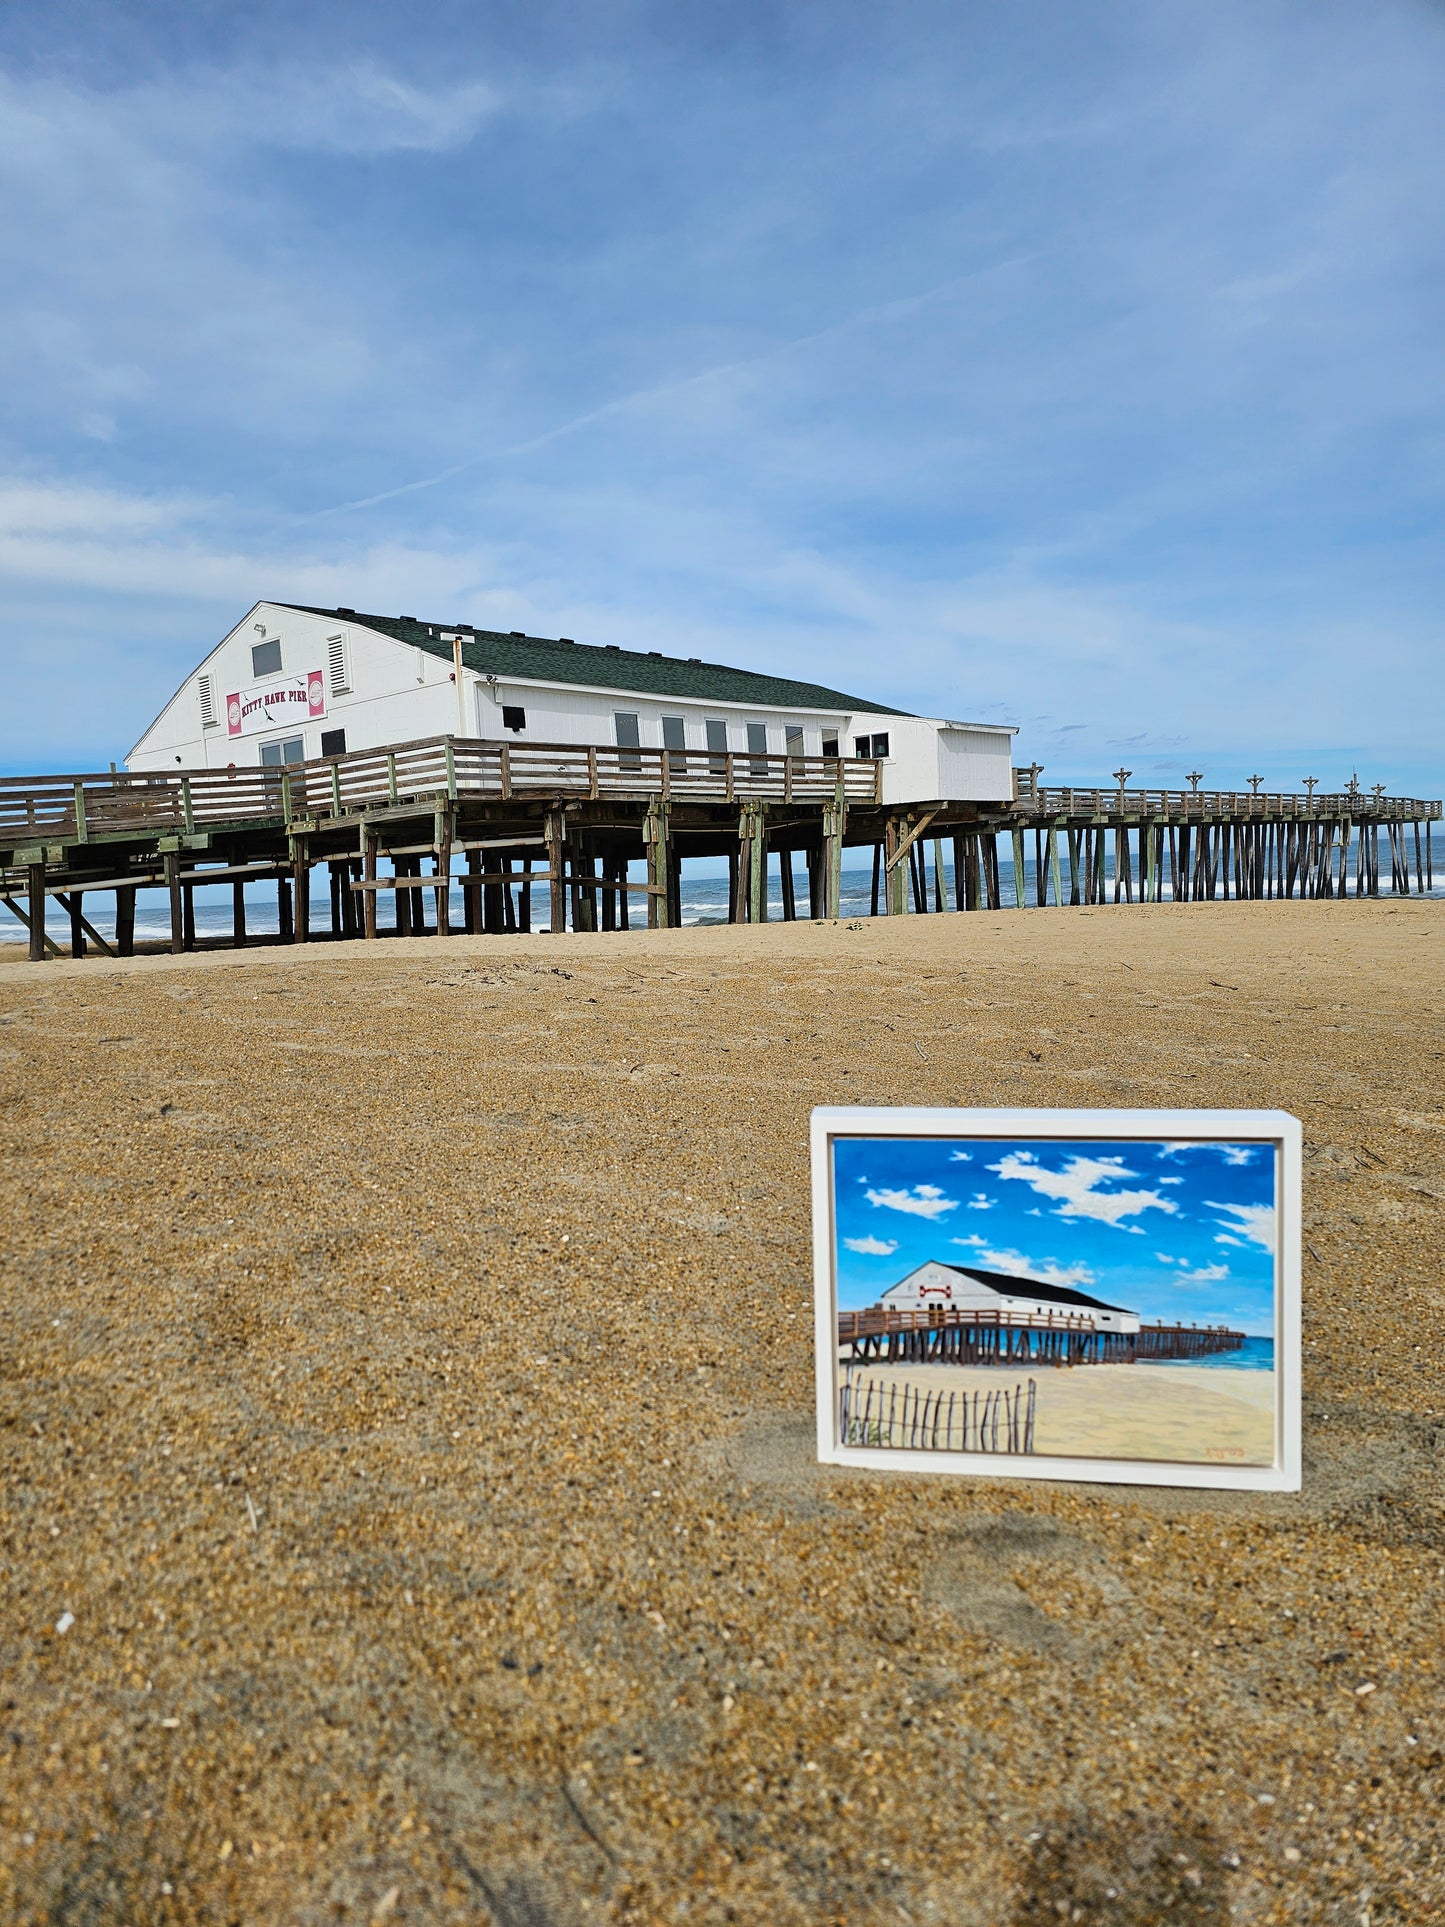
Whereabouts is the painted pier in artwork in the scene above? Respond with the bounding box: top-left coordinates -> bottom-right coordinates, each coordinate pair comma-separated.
0,731 -> 1439,960
837,1305 -> 1246,1367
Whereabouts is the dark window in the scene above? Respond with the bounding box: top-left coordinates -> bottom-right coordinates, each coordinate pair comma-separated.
251,638 -> 282,678
501,705 -> 526,732
320,727 -> 347,758
822,732 -> 839,757
260,736 -> 305,766
662,715 -> 686,751
854,735 -> 872,759
785,725 -> 804,758
615,711 -> 641,771
705,717 -> 728,775
872,732 -> 890,759
746,722 -> 768,776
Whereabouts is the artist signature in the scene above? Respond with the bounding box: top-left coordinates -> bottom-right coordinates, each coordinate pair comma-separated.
1204,1446 -> 1247,1460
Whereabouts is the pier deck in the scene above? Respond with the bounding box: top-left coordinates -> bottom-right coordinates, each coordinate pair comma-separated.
838,1305 -> 1248,1366
0,731 -> 1438,960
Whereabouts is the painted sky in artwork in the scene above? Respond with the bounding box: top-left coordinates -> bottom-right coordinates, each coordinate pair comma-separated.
832,1135 -> 1277,1334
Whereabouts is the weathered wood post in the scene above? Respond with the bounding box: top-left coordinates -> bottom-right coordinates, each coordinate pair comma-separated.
545,809 -> 568,933
27,863 -> 46,962
645,798 -> 672,929
748,803 -> 768,923
116,885 -> 137,958
434,808 -> 452,937
362,824 -> 378,940
182,881 -> 196,950
165,850 -> 184,955
67,891 -> 85,958
292,838 -> 310,943
1010,825 -> 1027,907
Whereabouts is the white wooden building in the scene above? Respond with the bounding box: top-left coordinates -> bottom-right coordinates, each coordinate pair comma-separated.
881,1260 -> 1141,1335
126,601 -> 1017,807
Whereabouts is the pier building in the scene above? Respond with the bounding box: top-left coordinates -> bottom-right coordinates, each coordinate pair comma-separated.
880,1261 -> 1141,1335
126,602 -> 1018,810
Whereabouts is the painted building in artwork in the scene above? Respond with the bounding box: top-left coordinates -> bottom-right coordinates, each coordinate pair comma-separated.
125,601 -> 1018,807
880,1260 -> 1141,1335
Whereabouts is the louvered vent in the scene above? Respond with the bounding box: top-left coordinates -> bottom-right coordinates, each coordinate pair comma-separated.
198,674 -> 217,728
327,633 -> 350,695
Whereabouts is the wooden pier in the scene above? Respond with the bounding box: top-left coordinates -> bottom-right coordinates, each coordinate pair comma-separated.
0,732 -> 1438,960
837,1304 -> 1247,1367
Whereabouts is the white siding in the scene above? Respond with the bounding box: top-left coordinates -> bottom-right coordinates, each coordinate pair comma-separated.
127,605 -> 1020,804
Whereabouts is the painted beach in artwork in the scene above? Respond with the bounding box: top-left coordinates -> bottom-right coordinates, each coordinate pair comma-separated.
832,1133 -> 1279,1466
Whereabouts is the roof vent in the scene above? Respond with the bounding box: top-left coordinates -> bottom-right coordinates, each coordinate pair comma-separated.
558,636 -> 574,644
335,606 -> 355,616
509,630 -> 526,638
647,650 -> 663,658
688,657 -> 702,664
605,644 -> 621,651
399,615 -> 416,622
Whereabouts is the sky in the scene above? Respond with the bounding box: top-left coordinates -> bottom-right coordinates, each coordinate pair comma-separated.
1,0 -> 1442,796
832,1134 -> 1278,1335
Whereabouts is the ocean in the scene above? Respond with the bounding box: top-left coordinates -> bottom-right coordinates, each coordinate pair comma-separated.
1141,1335 -> 1276,1372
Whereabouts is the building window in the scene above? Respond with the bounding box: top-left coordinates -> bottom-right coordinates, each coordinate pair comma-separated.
871,732 -> 890,759
198,675 -> 218,728
615,711 -> 642,771
260,736 -> 305,766
746,722 -> 768,776
251,638 -> 282,678
705,718 -> 728,774
785,725 -> 804,758
855,732 -> 889,759
662,716 -> 686,751
501,705 -> 526,733
821,731 -> 839,758
327,634 -> 350,695
320,727 -> 347,758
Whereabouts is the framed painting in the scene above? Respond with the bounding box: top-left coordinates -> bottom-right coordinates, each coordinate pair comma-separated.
812,1107 -> 1302,1491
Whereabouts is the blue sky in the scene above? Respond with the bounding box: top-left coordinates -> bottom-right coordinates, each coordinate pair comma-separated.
833,1134 -> 1278,1334
1,1 -> 1442,794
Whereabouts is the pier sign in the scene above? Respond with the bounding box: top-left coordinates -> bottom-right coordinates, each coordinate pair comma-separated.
812,1106 -> 1301,1491
227,671 -> 326,737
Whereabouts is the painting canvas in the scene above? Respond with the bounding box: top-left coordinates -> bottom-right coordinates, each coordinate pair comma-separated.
812,1107 -> 1301,1491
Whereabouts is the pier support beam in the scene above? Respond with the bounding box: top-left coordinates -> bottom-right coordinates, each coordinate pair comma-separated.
27,863 -> 47,962
116,885 -> 136,958
165,851 -> 184,955
545,809 -> 568,934
362,826 -> 378,940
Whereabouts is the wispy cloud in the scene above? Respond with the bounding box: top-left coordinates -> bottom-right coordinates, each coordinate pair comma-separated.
865,1184 -> 959,1221
951,1237 -> 1096,1291
844,1234 -> 899,1257
1208,1201 -> 1276,1252
988,1151 -> 1178,1228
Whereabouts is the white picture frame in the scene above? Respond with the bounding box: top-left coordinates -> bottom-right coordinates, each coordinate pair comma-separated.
812,1106 -> 1302,1492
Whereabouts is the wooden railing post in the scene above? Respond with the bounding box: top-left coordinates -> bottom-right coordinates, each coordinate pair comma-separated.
72,782 -> 88,843
181,777 -> 195,835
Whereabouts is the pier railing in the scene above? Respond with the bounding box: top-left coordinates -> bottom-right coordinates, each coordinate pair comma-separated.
838,1305 -> 1246,1365
1011,772 -> 1440,820
0,734 -> 883,847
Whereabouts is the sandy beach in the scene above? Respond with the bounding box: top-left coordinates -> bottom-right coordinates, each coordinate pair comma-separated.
840,1361 -> 1278,1465
1,899 -> 1443,1924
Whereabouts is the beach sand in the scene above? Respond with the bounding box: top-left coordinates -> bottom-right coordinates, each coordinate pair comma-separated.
1,900 -> 1442,1923
839,1361 -> 1278,1465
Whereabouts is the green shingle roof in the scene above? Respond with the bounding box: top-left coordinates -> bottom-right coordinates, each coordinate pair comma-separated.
280,605 -> 910,716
